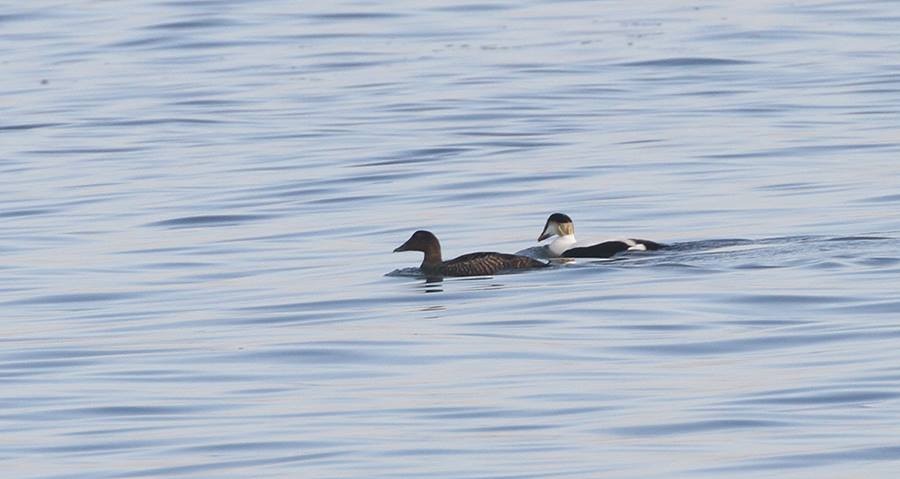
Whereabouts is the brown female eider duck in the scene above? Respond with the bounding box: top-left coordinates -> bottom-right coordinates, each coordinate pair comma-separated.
394,230 -> 548,276
538,213 -> 664,258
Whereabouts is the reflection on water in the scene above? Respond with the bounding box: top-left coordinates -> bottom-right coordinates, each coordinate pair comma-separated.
2,0 -> 900,478
422,278 -> 444,294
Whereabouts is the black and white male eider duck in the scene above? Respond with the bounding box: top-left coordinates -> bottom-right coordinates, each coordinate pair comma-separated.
394,230 -> 549,276
537,213 -> 664,258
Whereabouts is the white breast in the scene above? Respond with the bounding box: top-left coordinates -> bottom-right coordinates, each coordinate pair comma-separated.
547,235 -> 577,257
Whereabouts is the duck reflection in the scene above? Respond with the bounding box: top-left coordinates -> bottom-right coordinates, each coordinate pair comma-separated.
422,276 -> 444,293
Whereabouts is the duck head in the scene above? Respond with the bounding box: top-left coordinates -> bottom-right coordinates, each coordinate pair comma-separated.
394,230 -> 443,265
538,213 -> 575,241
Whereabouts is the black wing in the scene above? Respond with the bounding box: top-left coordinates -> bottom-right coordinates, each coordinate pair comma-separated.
563,239 -> 665,258
563,241 -> 632,258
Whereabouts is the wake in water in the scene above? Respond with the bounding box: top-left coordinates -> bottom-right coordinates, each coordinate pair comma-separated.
385,267 -> 428,278
614,235 -> 897,271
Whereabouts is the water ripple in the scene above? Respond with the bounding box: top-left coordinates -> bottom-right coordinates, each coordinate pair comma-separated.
146,214 -> 274,228
618,57 -> 756,67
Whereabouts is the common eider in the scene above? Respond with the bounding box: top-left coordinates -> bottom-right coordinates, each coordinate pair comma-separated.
394,230 -> 549,276
538,213 -> 664,258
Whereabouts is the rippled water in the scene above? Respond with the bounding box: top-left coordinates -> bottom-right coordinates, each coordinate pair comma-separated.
3,1 -> 900,477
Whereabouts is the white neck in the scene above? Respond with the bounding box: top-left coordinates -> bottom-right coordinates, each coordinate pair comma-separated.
547,235 -> 576,257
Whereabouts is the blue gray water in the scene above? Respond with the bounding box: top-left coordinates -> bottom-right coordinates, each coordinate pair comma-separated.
3,1 -> 900,477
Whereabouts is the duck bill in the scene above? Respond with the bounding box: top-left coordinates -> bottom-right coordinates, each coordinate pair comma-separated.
393,239 -> 412,252
538,217 -> 556,242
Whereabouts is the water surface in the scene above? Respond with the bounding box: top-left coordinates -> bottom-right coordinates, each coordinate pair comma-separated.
2,1 -> 900,477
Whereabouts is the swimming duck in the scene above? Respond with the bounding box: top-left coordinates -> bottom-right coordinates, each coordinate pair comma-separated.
394,230 -> 549,276
538,213 -> 664,258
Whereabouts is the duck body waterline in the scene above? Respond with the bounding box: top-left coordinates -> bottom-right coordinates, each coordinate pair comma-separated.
538,213 -> 664,259
394,230 -> 549,277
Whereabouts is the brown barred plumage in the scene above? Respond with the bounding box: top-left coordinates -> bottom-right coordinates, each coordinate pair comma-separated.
394,230 -> 548,277
436,252 -> 547,276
